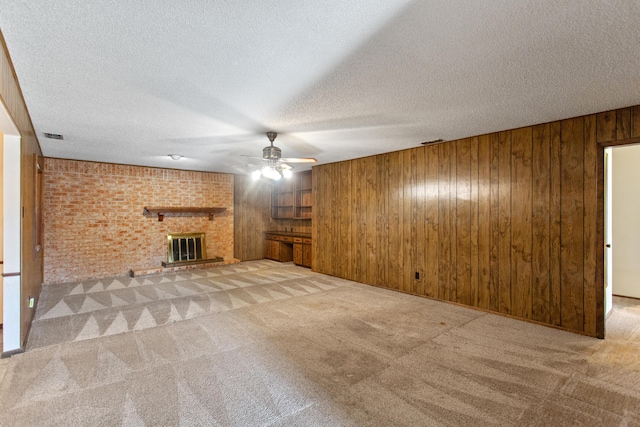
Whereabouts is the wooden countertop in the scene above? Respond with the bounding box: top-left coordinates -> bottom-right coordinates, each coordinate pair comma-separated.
264,231 -> 312,239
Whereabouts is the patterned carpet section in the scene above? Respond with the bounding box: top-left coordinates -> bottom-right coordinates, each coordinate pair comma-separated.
29,261 -> 340,350
1,262 -> 639,425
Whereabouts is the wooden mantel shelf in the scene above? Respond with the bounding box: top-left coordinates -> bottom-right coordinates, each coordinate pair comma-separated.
143,206 -> 227,222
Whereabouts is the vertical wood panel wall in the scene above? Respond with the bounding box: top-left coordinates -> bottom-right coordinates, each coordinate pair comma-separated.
1,31 -> 44,347
313,105 -> 640,337
234,175 -> 272,261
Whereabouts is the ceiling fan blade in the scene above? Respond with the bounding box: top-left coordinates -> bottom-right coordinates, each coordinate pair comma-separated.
240,155 -> 265,160
280,157 -> 317,163
280,163 -> 294,170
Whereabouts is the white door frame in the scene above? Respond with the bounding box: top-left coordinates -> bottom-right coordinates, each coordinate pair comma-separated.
0,99 -> 22,355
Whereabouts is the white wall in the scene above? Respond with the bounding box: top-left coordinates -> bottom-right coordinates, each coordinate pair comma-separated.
612,144 -> 640,299
3,134 -> 21,352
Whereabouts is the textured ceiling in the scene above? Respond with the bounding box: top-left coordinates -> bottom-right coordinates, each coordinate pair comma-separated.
1,1 -> 640,174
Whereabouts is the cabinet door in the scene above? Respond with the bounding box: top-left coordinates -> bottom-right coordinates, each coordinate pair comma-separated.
265,239 -> 273,259
271,240 -> 281,260
302,244 -> 312,268
293,243 -> 303,265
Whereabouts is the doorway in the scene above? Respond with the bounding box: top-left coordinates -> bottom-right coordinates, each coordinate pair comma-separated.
0,100 -> 22,355
608,144 -> 640,299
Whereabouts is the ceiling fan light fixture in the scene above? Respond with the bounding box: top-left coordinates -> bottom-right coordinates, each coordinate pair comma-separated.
282,168 -> 292,179
251,169 -> 262,180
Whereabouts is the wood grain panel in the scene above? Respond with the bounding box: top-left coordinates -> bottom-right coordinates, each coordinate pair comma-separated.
498,131 -> 512,314
376,155 -> 389,287
549,121 -> 563,326
560,117 -> 585,331
415,147 -> 426,296
632,105 -> 640,138
438,143 -> 451,300
510,127 -> 533,319
425,146 -> 439,298
233,175 -> 271,261
365,156 -> 377,285
531,124 -> 551,323
456,138 -> 471,305
596,111 -> 616,142
470,137 -> 479,306
403,149 -> 413,292
489,133 -> 501,312
583,114 -> 597,336
477,134 -> 492,310
449,142 -> 458,302
388,152 -> 402,290
339,162 -> 352,279
616,107 -> 632,140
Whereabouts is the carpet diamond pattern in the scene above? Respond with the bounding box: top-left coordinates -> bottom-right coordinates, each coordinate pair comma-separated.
28,261 -> 337,350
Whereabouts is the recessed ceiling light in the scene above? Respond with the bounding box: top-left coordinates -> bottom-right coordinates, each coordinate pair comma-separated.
44,132 -> 64,140
168,154 -> 182,160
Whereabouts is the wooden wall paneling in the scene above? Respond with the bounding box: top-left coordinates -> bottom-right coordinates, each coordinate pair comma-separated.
401,149 -> 412,292
476,135 -> 491,309
583,114 -> 598,336
438,143 -> 451,300
488,133 -> 501,312
339,161 -> 353,280
424,145 -> 439,298
449,141 -> 458,302
355,159 -> 366,282
560,117 -> 585,331
315,165 -> 329,273
331,164 -> 340,276
311,166 -> 318,270
549,121 -> 563,326
510,127 -> 533,319
365,156 -> 377,286
498,131 -> 512,314
456,138 -> 471,305
531,124 -> 551,323
233,175 -> 271,261
616,107 -> 632,140
389,152 -> 403,290
415,147 -> 426,296
632,105 -> 640,138
376,154 -> 390,287
470,137 -> 480,307
596,111 -> 616,142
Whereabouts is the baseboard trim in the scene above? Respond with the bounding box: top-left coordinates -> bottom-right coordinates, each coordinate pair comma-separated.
2,347 -> 24,358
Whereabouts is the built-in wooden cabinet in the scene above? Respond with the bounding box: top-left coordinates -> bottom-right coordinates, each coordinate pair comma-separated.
265,238 -> 293,262
265,232 -> 311,268
271,170 -> 312,219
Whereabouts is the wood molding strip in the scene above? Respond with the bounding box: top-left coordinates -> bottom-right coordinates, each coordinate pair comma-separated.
598,136 -> 640,147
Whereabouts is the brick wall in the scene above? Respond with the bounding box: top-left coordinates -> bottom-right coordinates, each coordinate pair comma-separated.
43,158 -> 234,284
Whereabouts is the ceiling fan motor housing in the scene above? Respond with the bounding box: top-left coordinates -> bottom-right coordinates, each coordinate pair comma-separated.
263,144 -> 282,160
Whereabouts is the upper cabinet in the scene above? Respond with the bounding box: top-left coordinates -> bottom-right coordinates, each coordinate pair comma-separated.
271,170 -> 312,219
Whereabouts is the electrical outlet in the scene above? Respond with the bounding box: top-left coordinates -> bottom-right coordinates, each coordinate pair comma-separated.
415,272 -> 420,280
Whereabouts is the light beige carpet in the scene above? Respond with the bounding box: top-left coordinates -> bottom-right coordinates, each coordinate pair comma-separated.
1,261 -> 639,426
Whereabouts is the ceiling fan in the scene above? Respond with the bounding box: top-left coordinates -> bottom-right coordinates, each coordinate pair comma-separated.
250,132 -> 317,180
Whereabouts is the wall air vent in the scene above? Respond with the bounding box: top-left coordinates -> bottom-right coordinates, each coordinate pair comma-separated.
44,133 -> 64,140
420,138 -> 445,145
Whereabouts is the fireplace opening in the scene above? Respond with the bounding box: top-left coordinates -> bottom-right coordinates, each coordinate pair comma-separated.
168,232 -> 206,263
